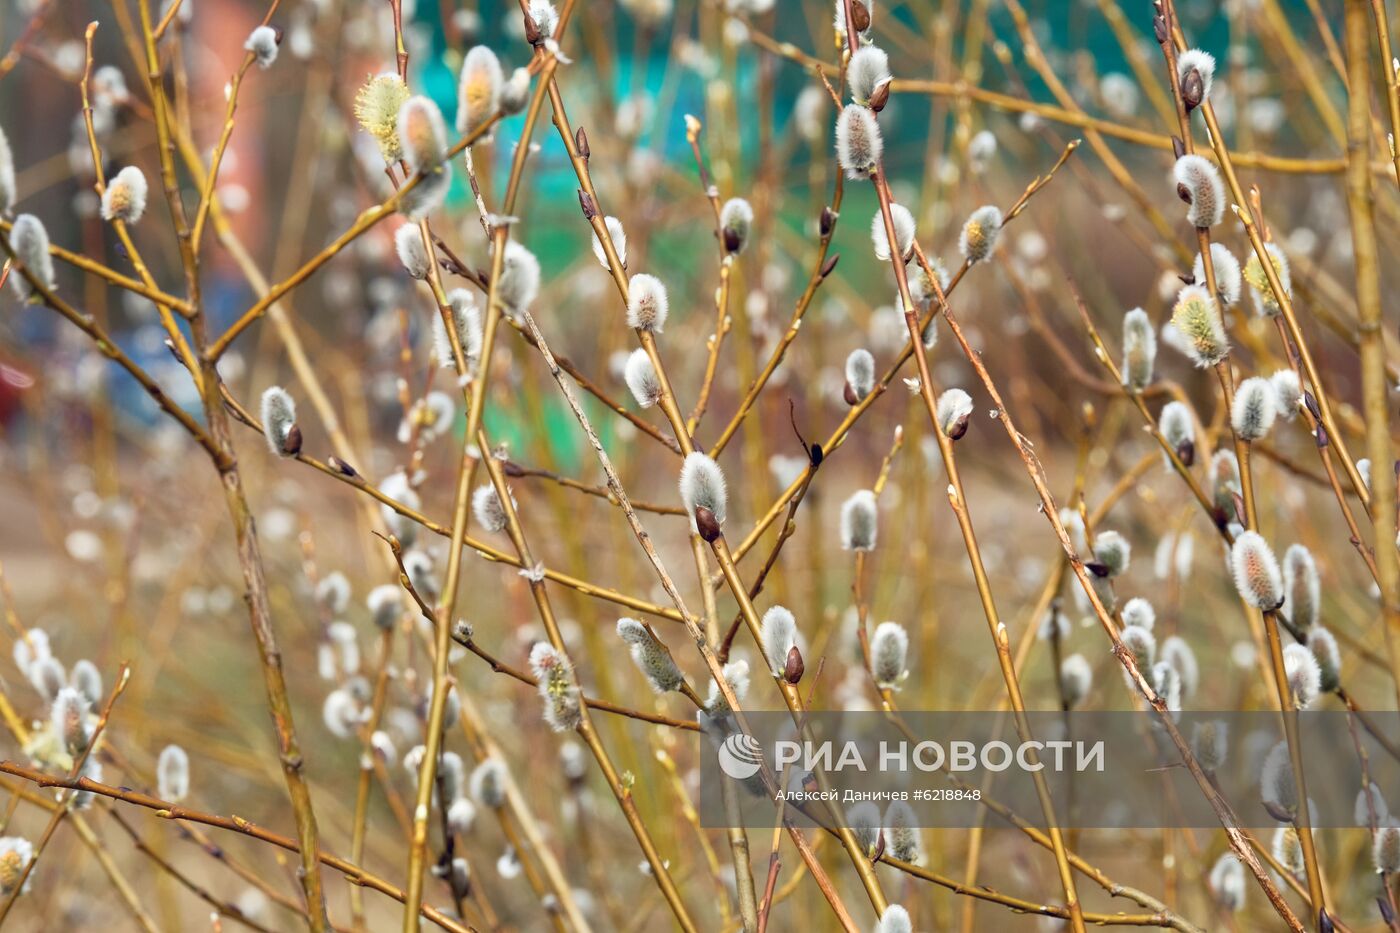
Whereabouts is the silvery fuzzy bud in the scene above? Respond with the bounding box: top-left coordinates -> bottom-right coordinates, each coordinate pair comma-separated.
1359,458 -> 1372,490
1120,624 -> 1156,670
704,659 -> 750,714
719,198 -> 754,254
883,801 -> 920,863
0,837 -> 32,897
529,643 -> 580,732
1308,626 -> 1340,693
51,687 -> 92,753
624,348 -> 662,408
394,224 -> 430,279
936,388 -> 973,439
470,758 -> 508,808
496,240 -> 540,315
438,750 -> 465,803
378,472 -> 420,546
12,630 -> 49,680
1230,531 -> 1283,610
28,656 -> 65,702
397,96 -> 448,172
447,796 -> 476,835
844,348 -> 875,403
1059,654 -> 1093,708
1176,49 -> 1216,109
1270,369 -> 1301,421
322,687 -> 361,738
1358,782 -> 1390,827
157,744 -> 190,801
1243,242 -> 1291,317
1376,826 -> 1400,873
759,606 -> 798,678
0,125 -> 14,214
1272,826 -> 1303,875
8,214 -> 56,299
68,660 -> 102,707
1208,852 -> 1245,911
1160,635 -> 1199,700
679,452 -> 727,537
1260,740 -> 1297,816
402,549 -> 436,600
528,0 -> 559,36
1121,307 -> 1156,390
1120,597 -> 1155,631
871,203 -> 914,262
433,288 -> 483,370
472,484 -> 512,533
243,25 -> 280,69
848,46 -> 890,106
315,571 -> 351,614
1282,643 -> 1321,708
871,621 -> 908,689
835,104 -> 882,178
1151,661 -> 1181,711
1159,401 -> 1196,467
1192,243 -> 1241,306
591,216 -> 628,269
559,741 -> 587,783
1173,154 -> 1224,228
845,800 -> 881,856
875,905 -> 911,933
500,67 -> 531,115
617,618 -> 683,693
958,205 -> 1002,264
1193,720 -> 1228,772
1211,450 -> 1241,515
626,273 -> 668,332
1230,377 -> 1276,441
326,622 -> 361,676
1091,530 -> 1131,577
457,46 -> 503,136
839,489 -> 878,551
1282,544 -> 1319,629
1170,285 -> 1229,367
259,386 -> 301,457
100,166 -> 148,224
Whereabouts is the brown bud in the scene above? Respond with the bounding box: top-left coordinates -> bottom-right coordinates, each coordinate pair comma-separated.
819,205 -> 838,236
870,829 -> 886,863
1152,13 -> 1169,44
849,0 -> 870,35
272,25 -> 285,44
820,254 -> 839,279
328,456 -> 359,478
1262,799 -> 1294,823
1302,390 -> 1321,422
722,226 -> 744,254
523,12 -> 542,45
281,423 -> 303,457
1178,272 -> 1196,286
1176,183 -> 1192,204
1085,561 -> 1112,578
694,505 -> 722,543
1171,135 -> 1186,160
843,381 -> 860,406
578,189 -> 597,220
783,645 -> 804,684
1176,439 -> 1195,467
867,79 -> 891,113
947,413 -> 970,440
575,126 -> 590,161
1180,69 -> 1204,112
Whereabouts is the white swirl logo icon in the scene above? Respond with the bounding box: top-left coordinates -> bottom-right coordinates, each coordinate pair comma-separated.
717,732 -> 763,780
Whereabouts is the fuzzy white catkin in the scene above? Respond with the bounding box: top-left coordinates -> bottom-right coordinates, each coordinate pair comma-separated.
958,205 -> 1002,263
1208,853 -> 1245,911
1358,782 -> 1389,826
1261,741 -> 1298,815
839,489 -> 878,551
447,797 -> 477,835
591,216 -> 628,269
9,214 -> 56,299
1308,627 -> 1341,692
1230,531 -> 1283,609
367,584 -> 403,630
1244,242 -> 1291,316
1192,243 -> 1241,306
28,657 -> 65,702
679,452 -> 727,532
1161,635 -> 1199,699
259,386 -> 296,456
1159,401 -> 1195,464
100,166 -> 148,224
397,96 -> 448,171
1120,597 -> 1155,631
472,484 -> 511,532
845,348 -> 875,400
1281,543 -> 1319,628
719,198 -> 754,253
1375,826 -> 1400,873
1121,307 -> 1156,390
378,472 -> 421,546
1270,369 -> 1301,421
871,203 -> 915,261
835,104 -> 882,178
1173,155 -> 1225,228
846,801 -> 881,854
1176,48 -> 1216,102
759,606 -> 798,677
626,273 -> 668,331
847,46 -> 889,105
52,687 -> 91,752
1282,642 -> 1321,708
529,0 -> 560,35
1230,377 -> 1276,441
433,289 -> 483,370
0,837 -> 34,896
936,388 -> 973,436
0,125 -> 14,214
883,800 -> 920,863
1192,720 -> 1227,771
394,225 -> 430,279
400,162 -> 451,220
623,348 -> 662,408
68,660 -> 101,706
1120,624 -> 1156,669
875,905 -> 911,933
617,618 -> 683,693
1059,654 -> 1093,708
871,621 -> 908,688
157,744 -> 190,802
497,240 -> 540,313
1170,284 -> 1229,367
13,630 -> 50,679
457,46 -> 503,136
1151,661 -> 1181,711
704,659 -> 750,713
1093,530 -> 1131,577
244,25 -> 279,69
500,68 -> 531,114
529,643 -> 581,732
316,571 -> 350,613
470,758 -> 508,808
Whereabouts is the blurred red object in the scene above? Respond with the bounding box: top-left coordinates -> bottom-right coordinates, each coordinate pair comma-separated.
0,355 -> 35,425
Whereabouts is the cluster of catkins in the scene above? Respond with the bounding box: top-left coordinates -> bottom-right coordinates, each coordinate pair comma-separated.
13,629 -> 105,808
